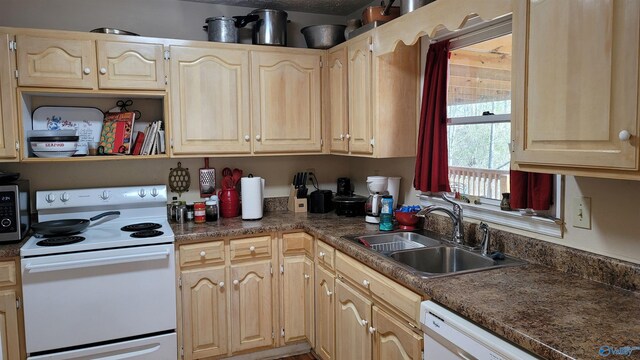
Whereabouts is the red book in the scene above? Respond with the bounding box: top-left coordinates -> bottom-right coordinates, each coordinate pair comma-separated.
132,131 -> 145,155
99,112 -> 136,154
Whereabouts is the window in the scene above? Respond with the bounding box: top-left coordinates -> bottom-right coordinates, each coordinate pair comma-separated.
447,32 -> 512,201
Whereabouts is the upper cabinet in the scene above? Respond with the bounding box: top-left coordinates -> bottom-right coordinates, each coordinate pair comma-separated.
16,35 -> 97,89
251,51 -> 323,154
0,33 -> 18,160
15,34 -> 166,91
512,0 -> 640,178
96,40 -> 166,90
329,35 -> 419,158
169,45 -> 251,155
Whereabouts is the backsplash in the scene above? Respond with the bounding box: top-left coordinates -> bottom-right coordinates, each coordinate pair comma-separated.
422,215 -> 640,292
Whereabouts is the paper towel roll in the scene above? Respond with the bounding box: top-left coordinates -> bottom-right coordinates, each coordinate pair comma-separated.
387,176 -> 401,210
241,176 -> 265,220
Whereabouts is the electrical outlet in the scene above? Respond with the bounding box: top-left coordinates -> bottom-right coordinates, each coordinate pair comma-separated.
572,196 -> 591,229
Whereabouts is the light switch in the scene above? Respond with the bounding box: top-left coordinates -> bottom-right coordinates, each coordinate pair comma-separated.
572,197 -> 591,229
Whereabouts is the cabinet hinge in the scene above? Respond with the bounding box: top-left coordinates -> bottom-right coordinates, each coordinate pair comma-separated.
164,75 -> 168,85
272,331 -> 275,339
164,50 -> 170,60
170,138 -> 174,149
178,276 -> 182,288
281,328 -> 285,337
370,138 -> 375,147
14,69 -> 18,79
9,40 -> 16,51
180,346 -> 184,358
320,59 -> 323,68
320,138 -> 323,146
280,264 -> 284,274
15,141 -> 19,151
408,321 -> 417,329
16,297 -> 21,310
510,139 -> 515,153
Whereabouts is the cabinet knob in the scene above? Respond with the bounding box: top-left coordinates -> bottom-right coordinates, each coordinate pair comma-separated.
244,135 -> 250,142
360,319 -> 368,326
218,281 -> 224,288
249,246 -> 256,252
326,290 -> 333,297
255,134 -> 261,141
345,134 -> 351,140
362,279 -> 370,288
83,67 -> 91,75
319,251 -> 325,258
619,130 -> 632,141
304,274 -> 310,280
368,326 -> 376,334
233,280 -> 239,286
200,251 -> 206,257
99,67 -> 107,75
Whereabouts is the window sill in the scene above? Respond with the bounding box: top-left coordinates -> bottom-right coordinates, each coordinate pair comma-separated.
418,194 -> 563,238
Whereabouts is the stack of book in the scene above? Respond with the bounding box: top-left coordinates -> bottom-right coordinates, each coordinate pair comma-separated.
132,120 -> 165,155
99,112 -> 136,154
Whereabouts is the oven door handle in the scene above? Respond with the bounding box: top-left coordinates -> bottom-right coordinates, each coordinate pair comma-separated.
24,250 -> 171,273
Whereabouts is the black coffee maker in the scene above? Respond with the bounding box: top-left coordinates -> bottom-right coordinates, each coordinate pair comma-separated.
336,177 -> 351,196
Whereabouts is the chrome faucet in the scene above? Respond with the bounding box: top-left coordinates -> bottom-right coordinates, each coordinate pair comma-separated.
479,222 -> 490,256
416,193 -> 464,245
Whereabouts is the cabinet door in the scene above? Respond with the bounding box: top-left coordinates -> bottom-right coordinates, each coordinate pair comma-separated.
181,267 -> 228,359
96,40 -> 166,90
0,33 -> 17,160
348,36 -> 373,155
335,278 -> 372,360
16,35 -> 97,89
230,261 -> 273,353
315,265 -> 335,360
0,290 -> 20,360
372,307 -> 422,360
170,45 -> 251,155
328,47 -> 349,153
281,255 -> 314,344
251,51 -> 322,153
512,0 -> 640,170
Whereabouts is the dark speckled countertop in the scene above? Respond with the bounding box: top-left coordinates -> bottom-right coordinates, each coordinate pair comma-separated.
3,211 -> 639,359
172,211 -> 640,360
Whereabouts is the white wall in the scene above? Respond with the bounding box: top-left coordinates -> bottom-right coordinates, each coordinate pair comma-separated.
0,0 -> 346,47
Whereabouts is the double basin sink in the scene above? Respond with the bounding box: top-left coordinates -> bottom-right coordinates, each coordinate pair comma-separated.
350,231 -> 526,278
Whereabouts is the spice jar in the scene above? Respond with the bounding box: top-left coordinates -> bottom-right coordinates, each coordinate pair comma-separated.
194,202 -> 206,223
205,196 -> 218,222
186,202 -> 195,221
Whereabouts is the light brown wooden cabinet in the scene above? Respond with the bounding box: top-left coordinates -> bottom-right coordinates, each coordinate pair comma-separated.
16,34 -> 166,91
512,0 -> 640,179
371,306 -> 422,360
280,232 -> 314,346
0,259 -> 22,360
335,278 -> 373,360
169,45 -> 251,155
315,264 -> 335,360
0,33 -> 18,161
250,51 -> 323,154
330,34 -> 420,158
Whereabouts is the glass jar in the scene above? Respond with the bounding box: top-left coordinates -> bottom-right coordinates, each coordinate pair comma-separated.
205,198 -> 218,222
186,202 -> 195,221
194,202 -> 206,223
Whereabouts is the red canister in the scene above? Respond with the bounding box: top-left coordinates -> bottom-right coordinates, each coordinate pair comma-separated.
218,188 -> 240,218
194,202 -> 206,223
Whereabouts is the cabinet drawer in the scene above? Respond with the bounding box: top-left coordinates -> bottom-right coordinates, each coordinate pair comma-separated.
180,241 -> 225,267
336,252 -> 421,325
230,236 -> 272,261
0,260 -> 16,287
282,232 -> 313,257
316,240 -> 335,270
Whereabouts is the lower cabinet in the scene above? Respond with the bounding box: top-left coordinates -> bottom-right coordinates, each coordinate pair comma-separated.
315,265 -> 336,360
335,278 -> 373,360
0,259 -> 21,360
371,306 -> 423,360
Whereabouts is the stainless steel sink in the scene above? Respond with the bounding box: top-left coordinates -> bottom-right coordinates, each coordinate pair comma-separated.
356,232 -> 442,254
389,246 -> 496,275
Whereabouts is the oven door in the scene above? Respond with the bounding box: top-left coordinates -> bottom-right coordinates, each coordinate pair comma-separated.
21,244 -> 176,354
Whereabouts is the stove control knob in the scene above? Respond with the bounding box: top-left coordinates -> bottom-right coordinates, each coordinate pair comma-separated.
150,188 -> 159,197
138,189 -> 147,198
99,190 -> 110,200
45,193 -> 56,203
1,218 -> 11,227
60,192 -> 70,203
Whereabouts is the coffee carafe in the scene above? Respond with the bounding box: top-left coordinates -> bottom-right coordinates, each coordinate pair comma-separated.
365,176 -> 388,224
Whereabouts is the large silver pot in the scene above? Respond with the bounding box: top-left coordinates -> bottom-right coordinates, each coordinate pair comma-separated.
401,0 -> 434,14
301,25 -> 346,49
250,9 -> 288,46
203,15 -> 257,43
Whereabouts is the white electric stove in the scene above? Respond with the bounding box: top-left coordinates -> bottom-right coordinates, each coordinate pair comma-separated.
21,185 -> 177,359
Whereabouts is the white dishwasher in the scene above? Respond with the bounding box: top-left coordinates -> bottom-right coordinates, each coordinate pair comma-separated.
420,301 -> 539,360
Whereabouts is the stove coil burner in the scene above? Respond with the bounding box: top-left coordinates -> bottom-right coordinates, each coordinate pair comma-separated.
130,230 -> 164,238
121,223 -> 162,232
37,236 -> 86,247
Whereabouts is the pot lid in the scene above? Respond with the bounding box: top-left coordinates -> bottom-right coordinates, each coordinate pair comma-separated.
205,16 -> 236,22
250,8 -> 288,16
